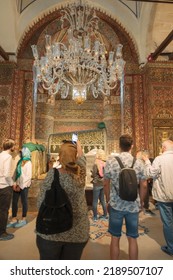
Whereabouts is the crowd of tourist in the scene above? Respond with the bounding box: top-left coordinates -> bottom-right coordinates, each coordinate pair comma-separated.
0,135 -> 173,260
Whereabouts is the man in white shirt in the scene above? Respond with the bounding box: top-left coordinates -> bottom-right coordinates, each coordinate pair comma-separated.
0,139 -> 15,241
142,139 -> 173,257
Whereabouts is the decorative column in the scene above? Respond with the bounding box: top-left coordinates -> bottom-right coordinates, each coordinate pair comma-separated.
103,85 -> 121,154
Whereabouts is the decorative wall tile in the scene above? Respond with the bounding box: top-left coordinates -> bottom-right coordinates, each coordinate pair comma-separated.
0,85 -> 12,143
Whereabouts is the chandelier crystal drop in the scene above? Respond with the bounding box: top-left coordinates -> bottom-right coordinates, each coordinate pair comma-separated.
31,0 -> 126,104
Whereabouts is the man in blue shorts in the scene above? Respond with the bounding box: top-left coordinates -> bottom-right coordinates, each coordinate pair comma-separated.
104,134 -> 147,260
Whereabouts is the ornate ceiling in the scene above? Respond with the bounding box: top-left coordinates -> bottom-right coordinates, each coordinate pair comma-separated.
0,0 -> 173,62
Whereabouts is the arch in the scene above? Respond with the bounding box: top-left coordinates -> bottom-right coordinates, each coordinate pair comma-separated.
17,1 -> 139,63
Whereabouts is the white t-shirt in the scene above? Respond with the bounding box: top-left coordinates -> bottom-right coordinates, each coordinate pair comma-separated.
0,151 -> 14,188
16,161 -> 32,189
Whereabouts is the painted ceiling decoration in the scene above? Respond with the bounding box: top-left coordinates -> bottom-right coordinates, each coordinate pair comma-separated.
17,0 -> 142,17
17,0 -> 37,13
17,2 -> 139,64
0,1 -> 173,63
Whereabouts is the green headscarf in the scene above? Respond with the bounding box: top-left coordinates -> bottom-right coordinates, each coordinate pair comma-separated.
15,147 -> 31,180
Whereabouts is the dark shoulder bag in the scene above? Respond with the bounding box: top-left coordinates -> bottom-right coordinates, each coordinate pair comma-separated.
36,168 -> 73,235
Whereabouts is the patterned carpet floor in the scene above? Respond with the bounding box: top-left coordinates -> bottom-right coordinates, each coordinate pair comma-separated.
88,208 -> 149,241
1,205 -> 172,260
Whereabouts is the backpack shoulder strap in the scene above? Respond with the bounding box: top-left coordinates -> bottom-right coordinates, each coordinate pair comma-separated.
131,158 -> 136,168
116,156 -> 136,169
115,156 -> 124,169
52,168 -> 60,188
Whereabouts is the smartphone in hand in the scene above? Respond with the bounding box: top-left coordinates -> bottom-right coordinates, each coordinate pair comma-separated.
72,133 -> 78,144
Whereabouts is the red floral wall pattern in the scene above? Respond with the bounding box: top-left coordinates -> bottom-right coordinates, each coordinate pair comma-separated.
1,62 -> 173,155
124,77 -> 133,135
0,85 -> 12,142
124,74 -> 146,153
133,75 -> 145,150
0,63 -> 15,145
145,62 -> 173,157
22,77 -> 33,141
12,70 -> 25,148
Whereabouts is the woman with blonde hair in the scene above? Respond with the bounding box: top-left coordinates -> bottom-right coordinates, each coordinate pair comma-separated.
36,140 -> 89,260
91,149 -> 108,221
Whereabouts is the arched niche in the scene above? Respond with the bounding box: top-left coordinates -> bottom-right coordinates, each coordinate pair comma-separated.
16,3 -> 139,153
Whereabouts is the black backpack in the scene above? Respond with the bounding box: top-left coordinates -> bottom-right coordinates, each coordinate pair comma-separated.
115,156 -> 138,202
36,168 -> 73,235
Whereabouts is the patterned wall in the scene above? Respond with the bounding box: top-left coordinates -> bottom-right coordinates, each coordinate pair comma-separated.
13,70 -> 25,148
122,73 -> 146,156
0,84 -> 12,143
0,63 -> 15,147
22,76 -> 33,141
0,64 -> 34,149
124,77 -> 133,135
145,62 -> 173,157
103,86 -> 121,153
35,99 -> 104,144
132,74 -> 146,151
1,7 -> 173,156
1,62 -> 173,156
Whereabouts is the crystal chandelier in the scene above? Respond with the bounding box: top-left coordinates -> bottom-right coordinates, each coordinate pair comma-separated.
31,0 -> 125,104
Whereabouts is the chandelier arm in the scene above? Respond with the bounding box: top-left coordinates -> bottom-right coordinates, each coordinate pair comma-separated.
50,89 -> 59,95
98,88 -> 105,95
82,2 -> 99,31
41,76 -> 55,86
76,67 -> 98,85
63,72 -> 78,85
60,83 -> 70,99
62,76 -> 73,86
80,4 -> 86,31
104,81 -> 118,90
87,58 -> 103,73
92,91 -> 99,98
82,6 -> 91,31
56,42 -> 68,51
41,81 -> 54,91
53,67 -> 64,78
87,16 -> 99,29
86,74 -> 98,85
62,9 -> 75,30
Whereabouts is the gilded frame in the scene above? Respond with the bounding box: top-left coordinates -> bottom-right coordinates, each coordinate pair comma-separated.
153,126 -> 173,157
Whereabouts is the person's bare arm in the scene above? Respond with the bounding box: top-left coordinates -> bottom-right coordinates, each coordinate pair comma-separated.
104,178 -> 110,212
139,179 -> 148,210
103,178 -> 110,203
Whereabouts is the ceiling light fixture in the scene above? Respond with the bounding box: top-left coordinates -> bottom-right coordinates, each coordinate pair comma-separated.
31,0 -> 125,104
